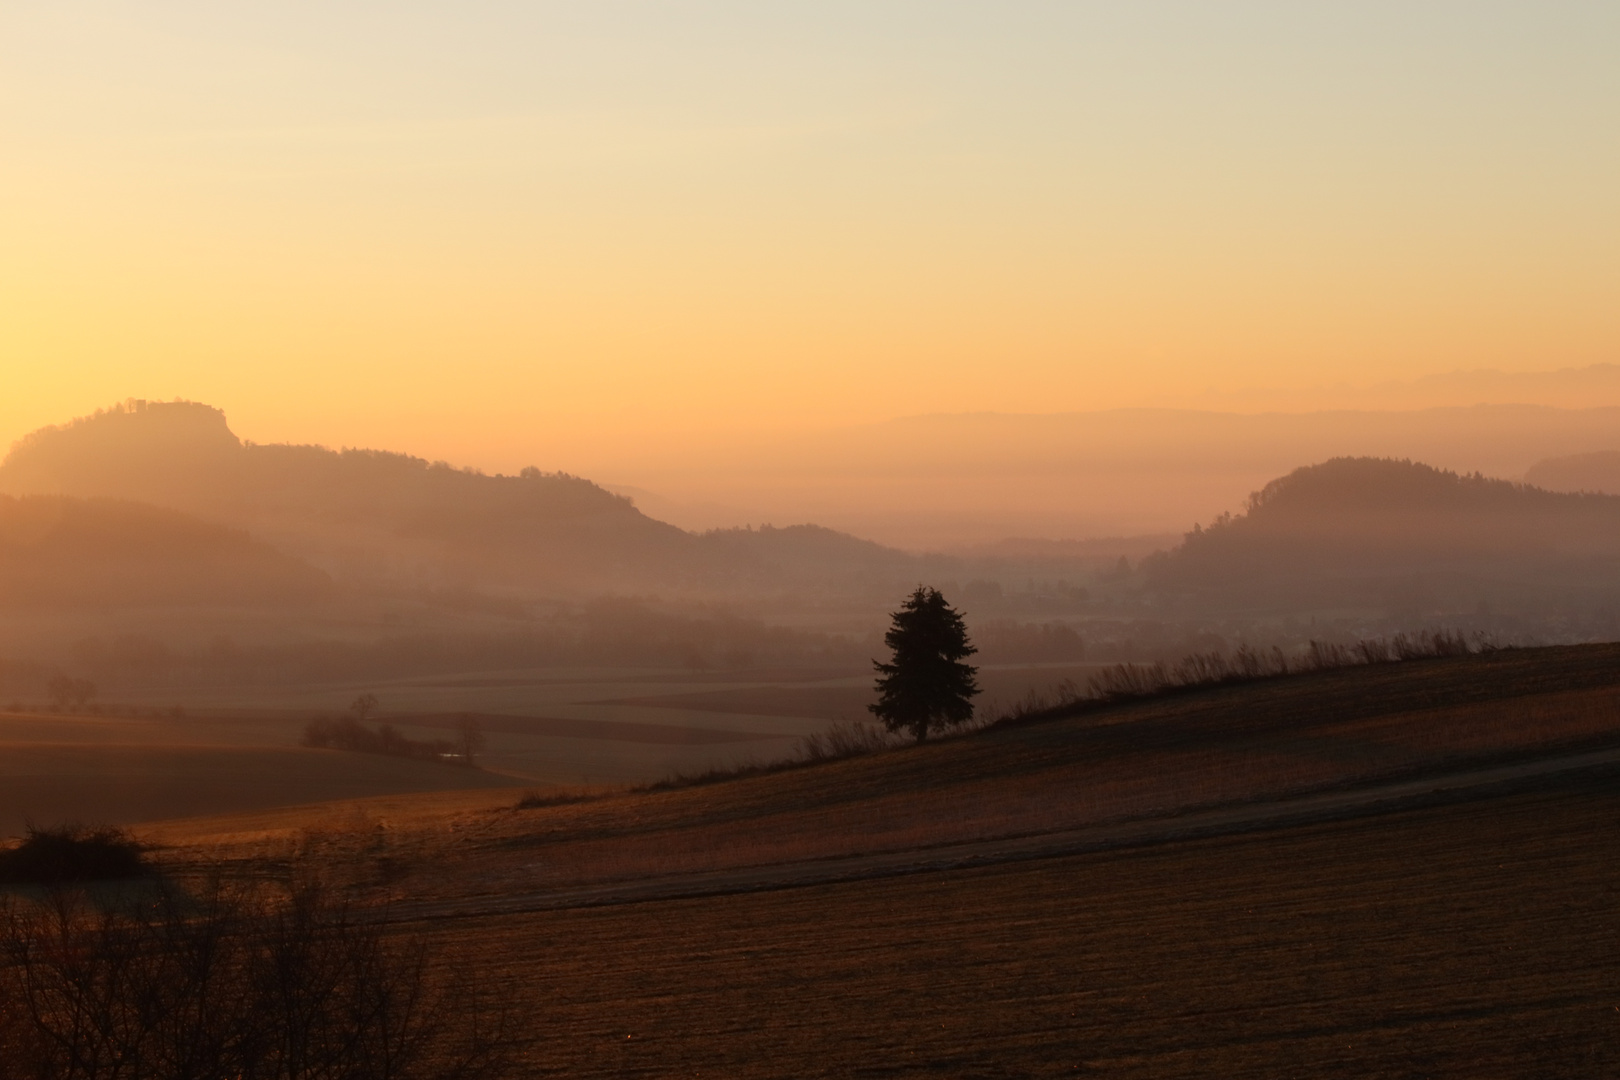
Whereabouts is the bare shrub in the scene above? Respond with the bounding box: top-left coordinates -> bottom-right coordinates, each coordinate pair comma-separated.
994,680 -> 1086,725
1355,638 -> 1393,664
640,720 -> 905,793
1391,629 -> 1473,660
1306,640 -> 1354,670
513,789 -> 601,811
0,880 -> 515,1080
797,721 -> 896,762
1004,628 -> 1495,726
0,825 -> 149,885
302,717 -> 458,764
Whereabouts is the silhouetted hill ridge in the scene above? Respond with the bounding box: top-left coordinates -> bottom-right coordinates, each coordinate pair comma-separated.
1145,457 -> 1620,610
0,401 -> 924,593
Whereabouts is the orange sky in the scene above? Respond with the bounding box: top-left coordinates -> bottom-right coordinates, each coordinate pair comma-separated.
4,3 -> 1618,478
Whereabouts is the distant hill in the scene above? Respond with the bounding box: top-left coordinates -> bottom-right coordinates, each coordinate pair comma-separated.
1143,457 -> 1620,613
0,495 -> 330,608
599,403 -> 1620,546
1524,450 -> 1620,495
0,401 -> 924,596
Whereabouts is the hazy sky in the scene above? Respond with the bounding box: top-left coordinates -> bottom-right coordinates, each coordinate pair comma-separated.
4,2 -> 1618,470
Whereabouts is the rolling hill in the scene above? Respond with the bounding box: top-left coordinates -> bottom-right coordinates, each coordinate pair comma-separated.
0,400 -> 926,597
1143,457 -> 1620,614
130,642 -> 1620,1078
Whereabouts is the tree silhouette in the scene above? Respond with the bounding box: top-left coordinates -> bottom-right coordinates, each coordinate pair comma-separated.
454,713 -> 487,766
46,675 -> 96,712
870,586 -> 980,743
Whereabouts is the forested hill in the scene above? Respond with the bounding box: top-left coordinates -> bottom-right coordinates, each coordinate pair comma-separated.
1143,457 -> 1620,611
0,495 -> 331,607
0,401 -> 924,594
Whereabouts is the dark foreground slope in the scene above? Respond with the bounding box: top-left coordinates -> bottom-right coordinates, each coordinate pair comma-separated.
158,643 -> 1620,902
448,648 -> 1620,1076
140,643 -> 1620,1076
442,772 -> 1618,1079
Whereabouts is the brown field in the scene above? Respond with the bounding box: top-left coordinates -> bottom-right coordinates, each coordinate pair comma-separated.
0,662 -> 1112,837
17,645 -> 1620,1075
0,745 -> 520,838
435,773 -> 1620,1078
147,645 -> 1620,902
604,663 -> 1102,723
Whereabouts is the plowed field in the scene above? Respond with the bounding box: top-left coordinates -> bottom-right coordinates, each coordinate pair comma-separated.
434,773 -> 1620,1078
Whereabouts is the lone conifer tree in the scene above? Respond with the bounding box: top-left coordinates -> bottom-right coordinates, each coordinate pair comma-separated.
870,586 -> 980,743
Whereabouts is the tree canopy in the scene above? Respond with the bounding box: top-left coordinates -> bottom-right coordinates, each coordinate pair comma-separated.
870,586 -> 980,742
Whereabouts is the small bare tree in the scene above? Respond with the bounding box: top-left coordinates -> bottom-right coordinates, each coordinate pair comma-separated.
45,676 -> 96,712
453,714 -> 486,767
350,693 -> 381,721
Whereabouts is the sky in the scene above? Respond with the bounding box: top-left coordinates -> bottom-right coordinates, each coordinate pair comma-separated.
3,1 -> 1619,477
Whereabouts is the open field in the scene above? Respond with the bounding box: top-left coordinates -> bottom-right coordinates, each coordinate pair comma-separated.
0,662 -> 1102,836
0,745 -> 522,838
143,645 -> 1620,903
13,645 -> 1620,1075
436,772 -> 1620,1078
602,663 -> 1104,722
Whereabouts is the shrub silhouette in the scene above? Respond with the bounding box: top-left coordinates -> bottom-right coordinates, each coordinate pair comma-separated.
0,880 -> 515,1079
0,825 -> 148,885
999,628 -> 1491,726
301,716 -> 458,763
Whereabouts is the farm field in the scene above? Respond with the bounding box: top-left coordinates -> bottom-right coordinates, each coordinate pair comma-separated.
442,772 -> 1620,1079
147,645 -> 1620,903
1,662 -> 1101,837
0,740 -> 521,839
17,644 -> 1620,1075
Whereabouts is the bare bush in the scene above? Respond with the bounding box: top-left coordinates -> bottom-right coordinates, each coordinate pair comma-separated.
301,717 -> 459,764
640,720 -> 904,793
1005,628 -> 1498,725
0,880 -> 515,1080
513,789 -> 601,810
797,721 -> 896,763
0,825 -> 149,885
44,676 -> 96,713
1355,638 -> 1393,664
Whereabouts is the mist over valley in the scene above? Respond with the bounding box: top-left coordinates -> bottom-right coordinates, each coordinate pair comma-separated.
3,397 -> 1620,793
7,6 -> 1620,1071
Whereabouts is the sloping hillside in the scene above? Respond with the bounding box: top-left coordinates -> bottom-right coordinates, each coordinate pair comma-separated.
0,401 -> 689,590
148,642 -> 1620,902
0,495 -> 330,607
1525,449 -> 1620,494
42,642 -> 1620,1080
1143,457 -> 1620,612
0,401 -> 925,596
